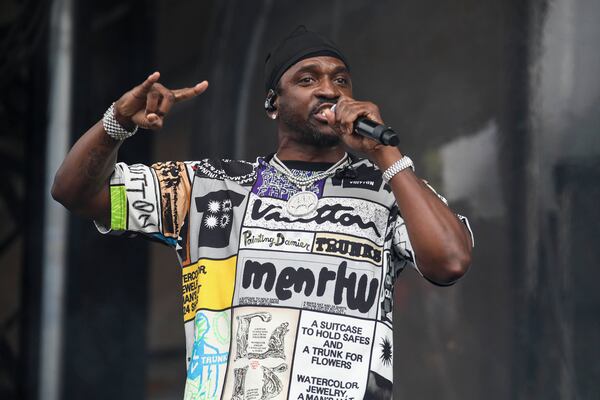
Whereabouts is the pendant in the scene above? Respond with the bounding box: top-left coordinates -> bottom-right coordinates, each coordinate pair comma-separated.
286,190 -> 319,217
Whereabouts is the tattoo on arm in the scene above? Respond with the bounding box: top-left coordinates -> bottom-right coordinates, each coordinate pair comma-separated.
83,135 -> 119,194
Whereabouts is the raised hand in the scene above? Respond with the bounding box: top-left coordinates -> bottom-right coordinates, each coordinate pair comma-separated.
113,71 -> 209,130
323,95 -> 388,156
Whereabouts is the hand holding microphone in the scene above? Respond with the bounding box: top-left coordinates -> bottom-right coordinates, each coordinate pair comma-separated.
329,103 -> 399,146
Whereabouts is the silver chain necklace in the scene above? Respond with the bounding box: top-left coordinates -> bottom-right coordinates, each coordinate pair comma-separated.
270,153 -> 350,217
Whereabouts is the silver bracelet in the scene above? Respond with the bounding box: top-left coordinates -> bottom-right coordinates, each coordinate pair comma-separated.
382,156 -> 414,183
102,102 -> 138,141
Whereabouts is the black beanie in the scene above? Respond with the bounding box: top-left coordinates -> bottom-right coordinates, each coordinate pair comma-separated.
264,26 -> 349,93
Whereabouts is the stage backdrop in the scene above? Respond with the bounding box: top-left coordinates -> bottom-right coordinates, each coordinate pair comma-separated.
2,0 -> 599,399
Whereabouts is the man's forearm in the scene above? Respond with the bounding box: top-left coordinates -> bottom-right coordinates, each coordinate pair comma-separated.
51,120 -> 122,217
372,147 -> 472,284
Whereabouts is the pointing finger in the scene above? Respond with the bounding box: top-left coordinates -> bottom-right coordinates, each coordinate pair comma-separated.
131,71 -> 160,99
173,81 -> 209,103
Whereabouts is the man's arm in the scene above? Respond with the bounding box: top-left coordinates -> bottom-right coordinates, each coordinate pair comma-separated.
51,72 -> 208,226
51,120 -> 122,226
324,98 -> 472,285
370,147 -> 472,284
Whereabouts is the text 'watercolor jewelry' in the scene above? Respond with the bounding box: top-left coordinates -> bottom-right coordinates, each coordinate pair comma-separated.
271,153 -> 350,217
102,102 -> 138,141
382,156 -> 414,183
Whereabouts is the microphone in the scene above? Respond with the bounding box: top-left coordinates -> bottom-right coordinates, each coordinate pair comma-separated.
330,104 -> 399,146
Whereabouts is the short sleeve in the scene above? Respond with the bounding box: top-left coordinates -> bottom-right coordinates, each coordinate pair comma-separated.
390,181 -> 474,280
94,161 -> 193,247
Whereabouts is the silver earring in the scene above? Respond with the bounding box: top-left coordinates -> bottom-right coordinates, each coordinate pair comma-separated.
271,112 -> 277,120
264,89 -> 276,111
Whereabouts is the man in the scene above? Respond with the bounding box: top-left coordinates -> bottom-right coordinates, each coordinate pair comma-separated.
52,27 -> 472,400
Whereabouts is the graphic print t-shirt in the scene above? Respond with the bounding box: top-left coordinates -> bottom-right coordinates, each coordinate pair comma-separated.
98,157 -> 473,400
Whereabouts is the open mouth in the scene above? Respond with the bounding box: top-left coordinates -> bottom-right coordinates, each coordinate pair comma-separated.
312,103 -> 335,123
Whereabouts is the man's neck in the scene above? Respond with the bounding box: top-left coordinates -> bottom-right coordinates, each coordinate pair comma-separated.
276,137 -> 346,162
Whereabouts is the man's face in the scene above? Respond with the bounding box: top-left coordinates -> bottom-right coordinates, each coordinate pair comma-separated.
275,56 -> 352,147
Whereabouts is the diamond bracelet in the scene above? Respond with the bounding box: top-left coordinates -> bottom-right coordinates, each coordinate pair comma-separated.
382,156 -> 414,183
102,102 -> 138,141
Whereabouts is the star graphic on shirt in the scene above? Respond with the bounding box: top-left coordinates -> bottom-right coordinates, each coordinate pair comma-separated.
207,200 -> 221,213
204,214 -> 218,229
380,336 -> 392,367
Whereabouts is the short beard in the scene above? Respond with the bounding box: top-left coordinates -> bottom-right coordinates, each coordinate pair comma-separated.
278,104 -> 341,147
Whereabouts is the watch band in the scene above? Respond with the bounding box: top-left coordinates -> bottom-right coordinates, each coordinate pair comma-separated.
382,156 -> 414,183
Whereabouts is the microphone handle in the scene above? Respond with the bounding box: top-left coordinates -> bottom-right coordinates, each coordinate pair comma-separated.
354,118 -> 399,146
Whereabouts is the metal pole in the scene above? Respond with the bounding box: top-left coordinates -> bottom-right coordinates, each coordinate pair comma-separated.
40,0 -> 72,398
